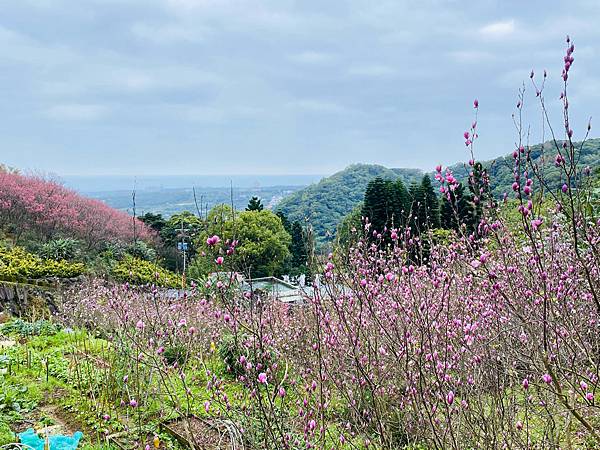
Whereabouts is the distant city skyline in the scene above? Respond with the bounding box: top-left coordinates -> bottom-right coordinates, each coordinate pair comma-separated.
1,0 -> 599,176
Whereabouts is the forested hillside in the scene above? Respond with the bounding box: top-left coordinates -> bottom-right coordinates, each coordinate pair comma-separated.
277,138 -> 600,244
450,138 -> 600,197
275,164 -> 423,242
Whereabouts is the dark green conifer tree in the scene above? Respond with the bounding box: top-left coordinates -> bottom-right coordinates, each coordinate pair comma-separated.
420,175 -> 440,229
290,221 -> 308,270
246,196 -> 264,211
440,183 -> 476,233
388,179 -> 410,228
361,177 -> 389,234
276,211 -> 292,233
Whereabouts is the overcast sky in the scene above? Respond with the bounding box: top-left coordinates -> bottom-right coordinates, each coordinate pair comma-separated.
1,0 -> 599,176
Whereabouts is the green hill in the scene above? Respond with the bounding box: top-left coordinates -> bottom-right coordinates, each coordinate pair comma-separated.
449,138 -> 600,197
275,138 -> 600,245
275,164 -> 423,243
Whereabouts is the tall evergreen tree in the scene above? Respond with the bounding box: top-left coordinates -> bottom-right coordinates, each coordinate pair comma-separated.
409,176 -> 441,233
389,179 -> 410,228
276,211 -> 292,233
361,177 -> 389,234
441,183 -> 476,233
407,182 -> 421,233
290,221 -> 308,270
421,175 -> 440,228
246,196 -> 264,211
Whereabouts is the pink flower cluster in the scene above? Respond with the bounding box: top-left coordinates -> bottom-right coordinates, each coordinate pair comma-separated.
0,172 -> 154,246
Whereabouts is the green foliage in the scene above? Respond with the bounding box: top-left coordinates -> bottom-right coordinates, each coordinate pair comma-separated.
277,138 -> 600,247
336,203 -> 363,249
160,211 -> 203,246
139,212 -> 167,233
0,421 -> 15,446
361,178 -> 411,236
450,138 -> 600,198
111,255 -> 181,287
276,164 -> 423,245
38,238 -> 80,261
0,319 -> 60,337
412,175 -> 440,231
195,207 -> 291,277
218,333 -> 246,377
440,183 -> 476,233
246,196 -> 264,211
276,211 -> 292,234
163,344 -> 188,366
0,245 -> 85,280
431,228 -> 454,246
125,241 -> 157,262
0,381 -> 38,422
290,221 -> 308,275
362,177 -> 390,233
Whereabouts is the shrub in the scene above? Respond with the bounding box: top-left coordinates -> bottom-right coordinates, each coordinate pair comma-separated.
125,241 -> 157,262
111,255 -> 181,287
163,344 -> 188,366
0,319 -> 60,337
0,245 -> 85,280
38,238 -> 80,261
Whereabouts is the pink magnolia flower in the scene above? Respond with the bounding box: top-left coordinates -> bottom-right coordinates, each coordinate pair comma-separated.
258,372 -> 267,384
216,256 -> 224,265
542,374 -> 552,384
446,391 -> 455,405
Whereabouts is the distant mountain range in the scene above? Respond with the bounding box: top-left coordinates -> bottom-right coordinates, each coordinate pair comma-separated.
276,138 -> 600,244
86,185 -> 307,217
65,174 -> 324,217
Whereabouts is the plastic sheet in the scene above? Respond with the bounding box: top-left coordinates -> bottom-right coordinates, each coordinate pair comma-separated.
18,428 -> 83,450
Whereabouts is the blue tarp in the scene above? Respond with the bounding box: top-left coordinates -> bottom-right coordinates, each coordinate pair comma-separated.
18,428 -> 83,450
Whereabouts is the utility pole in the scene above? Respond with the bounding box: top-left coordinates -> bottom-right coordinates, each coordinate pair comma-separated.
177,219 -> 189,289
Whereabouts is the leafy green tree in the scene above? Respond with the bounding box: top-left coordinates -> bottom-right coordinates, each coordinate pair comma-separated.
246,196 -> 264,212
158,211 -> 204,271
139,212 -> 167,233
160,211 -> 203,247
336,203 -> 363,249
195,208 -> 291,278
